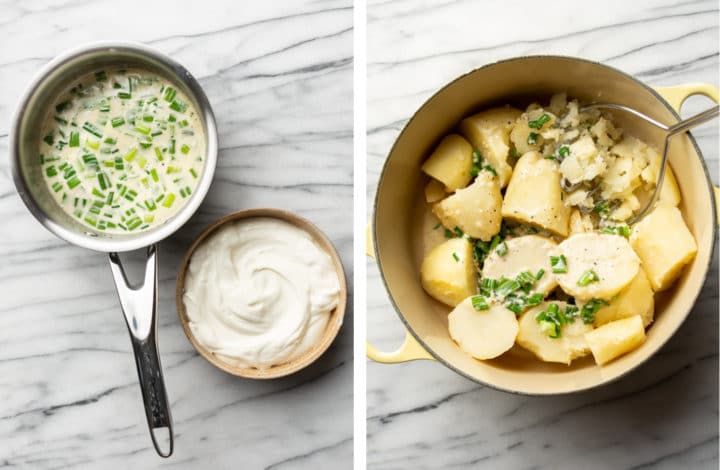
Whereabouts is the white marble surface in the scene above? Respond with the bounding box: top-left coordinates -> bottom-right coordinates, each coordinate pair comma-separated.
0,1 -> 353,468
367,1 -> 718,469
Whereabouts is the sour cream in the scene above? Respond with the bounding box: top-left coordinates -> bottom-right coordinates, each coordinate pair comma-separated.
182,218 -> 340,369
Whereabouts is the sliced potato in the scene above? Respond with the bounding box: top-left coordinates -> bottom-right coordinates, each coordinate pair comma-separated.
433,171 -> 502,241
630,204 -> 697,291
585,315 -> 646,365
459,106 -> 522,187
555,233 -> 640,299
501,151 -> 571,236
449,297 -> 519,360
424,179 -> 447,203
421,134 -> 474,191
590,268 -> 654,328
420,237 -> 476,307
481,235 -> 558,295
516,302 -> 593,365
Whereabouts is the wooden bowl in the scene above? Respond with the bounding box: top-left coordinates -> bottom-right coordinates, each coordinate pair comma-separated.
176,208 -> 347,378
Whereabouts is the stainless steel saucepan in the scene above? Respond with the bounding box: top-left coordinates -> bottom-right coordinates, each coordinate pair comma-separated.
9,41 -> 218,456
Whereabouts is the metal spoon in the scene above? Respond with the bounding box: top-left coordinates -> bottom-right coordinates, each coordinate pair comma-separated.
578,103 -> 719,225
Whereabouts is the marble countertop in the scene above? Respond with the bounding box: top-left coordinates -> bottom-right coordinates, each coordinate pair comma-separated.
0,1 -> 353,468
367,0 -> 718,469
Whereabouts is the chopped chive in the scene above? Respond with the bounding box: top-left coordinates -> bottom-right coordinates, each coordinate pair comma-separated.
43,133 -> 54,146
162,193 -> 175,208
51,181 -> 63,192
142,114 -> 154,122
118,91 -> 132,99
550,255 -> 567,274
55,101 -> 70,113
154,146 -> 164,161
528,113 -> 551,129
82,122 -> 103,138
114,157 -> 124,170
527,132 -> 539,145
134,124 -> 151,135
123,148 -> 137,162
163,87 -> 177,102
45,166 -> 58,177
69,131 -> 80,147
111,117 -> 125,128
97,173 -> 109,190
496,242 -> 508,256
558,145 -> 570,158
86,139 -> 100,150
452,252 -> 460,262
150,168 -> 159,182
535,269 -> 545,280
67,177 -> 81,189
594,201 -> 611,217
471,295 -> 490,311
169,138 -> 175,154
180,144 -> 190,154
169,100 -> 187,112
577,270 -> 599,287
581,298 -> 608,324
95,70 -> 107,82
189,168 -> 198,179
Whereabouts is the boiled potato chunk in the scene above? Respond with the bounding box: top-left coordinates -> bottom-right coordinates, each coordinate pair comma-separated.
585,315 -> 646,365
449,297 -> 519,360
481,235 -> 558,295
591,268 -> 654,328
659,165 -> 681,206
501,151 -> 571,236
433,172 -> 502,241
459,106 -> 522,187
516,302 -> 593,365
420,237 -> 476,307
630,204 -> 697,291
509,113 -> 543,156
421,134 -> 474,191
555,233 -> 640,299
425,179 -> 447,203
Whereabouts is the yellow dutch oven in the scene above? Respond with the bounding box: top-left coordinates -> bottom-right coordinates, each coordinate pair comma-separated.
367,56 -> 718,395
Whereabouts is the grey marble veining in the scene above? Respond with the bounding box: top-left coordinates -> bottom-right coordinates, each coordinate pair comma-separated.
0,1 -> 353,468
366,0 -> 718,469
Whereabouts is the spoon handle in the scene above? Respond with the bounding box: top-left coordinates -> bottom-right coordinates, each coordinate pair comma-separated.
666,105 -> 720,136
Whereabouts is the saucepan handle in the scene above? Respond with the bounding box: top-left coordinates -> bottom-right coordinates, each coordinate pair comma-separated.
654,83 -> 720,220
109,245 -> 174,457
365,224 -> 435,363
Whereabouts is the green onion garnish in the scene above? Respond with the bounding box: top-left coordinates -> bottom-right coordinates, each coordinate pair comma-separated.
452,252 -> 460,262
577,270 -> 600,287
471,295 -> 490,311
163,87 -> 177,102
496,242 -> 508,257
580,298 -> 608,324
69,131 -> 80,147
134,124 -> 151,135
528,113 -> 551,129
111,117 -> 125,128
118,91 -> 131,100
81,122 -> 103,138
594,201 -> 611,217
180,144 -> 190,154
169,100 -> 187,113
535,269 -> 545,280
527,132 -> 539,145
558,145 -> 570,157
550,255 -> 567,273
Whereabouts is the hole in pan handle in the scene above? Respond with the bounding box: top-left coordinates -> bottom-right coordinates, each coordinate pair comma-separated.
109,245 -> 174,458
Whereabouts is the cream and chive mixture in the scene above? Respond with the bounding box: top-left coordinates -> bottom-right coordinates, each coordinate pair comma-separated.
39,68 -> 204,233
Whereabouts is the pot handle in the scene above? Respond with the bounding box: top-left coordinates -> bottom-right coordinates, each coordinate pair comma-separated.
366,224 -> 435,363
109,245 -> 174,457
654,83 -> 720,220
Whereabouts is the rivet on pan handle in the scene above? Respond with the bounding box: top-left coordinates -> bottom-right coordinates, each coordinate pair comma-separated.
655,83 -> 720,221
365,223 -> 435,363
109,245 -> 174,457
